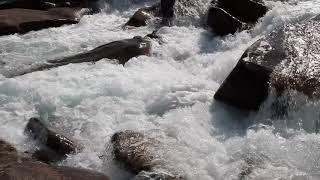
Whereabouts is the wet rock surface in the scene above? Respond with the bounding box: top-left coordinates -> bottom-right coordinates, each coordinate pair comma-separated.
207,7 -> 247,36
1,36 -> 151,78
214,16 -> 320,110
0,7 -> 91,36
207,0 -> 267,35
25,117 -> 82,163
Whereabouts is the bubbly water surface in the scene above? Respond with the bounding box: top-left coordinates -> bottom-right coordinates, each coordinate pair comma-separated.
1,0 -> 320,179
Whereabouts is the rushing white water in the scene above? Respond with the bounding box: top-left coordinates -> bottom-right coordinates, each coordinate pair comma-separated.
1,0 -> 320,179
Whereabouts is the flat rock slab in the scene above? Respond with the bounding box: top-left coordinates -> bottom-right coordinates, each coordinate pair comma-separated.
214,16 -> 320,110
0,7 -> 90,36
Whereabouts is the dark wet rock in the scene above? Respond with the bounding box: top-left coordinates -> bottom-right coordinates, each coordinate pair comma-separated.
207,0 -> 267,35
0,0 -> 98,10
211,0 -> 268,23
125,4 -> 161,27
25,117 -> 82,163
0,161 -> 109,180
207,7 -> 247,36
0,8 -> 91,36
160,0 -> 175,25
111,130 -> 184,179
2,36 -> 151,78
214,16 -> 320,110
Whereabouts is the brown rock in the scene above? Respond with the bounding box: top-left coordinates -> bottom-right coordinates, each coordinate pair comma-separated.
0,7 -> 91,36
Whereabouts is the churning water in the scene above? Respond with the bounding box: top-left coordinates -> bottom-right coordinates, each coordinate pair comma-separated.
1,0 -> 320,179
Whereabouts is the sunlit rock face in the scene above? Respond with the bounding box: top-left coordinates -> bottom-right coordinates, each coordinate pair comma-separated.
214,15 -> 320,110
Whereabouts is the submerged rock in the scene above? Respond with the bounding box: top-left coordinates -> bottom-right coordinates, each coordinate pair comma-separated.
111,130 -> 183,179
25,117 -> 82,163
0,7 -> 91,36
207,0 -> 267,35
214,15 -> 320,110
3,36 -> 151,78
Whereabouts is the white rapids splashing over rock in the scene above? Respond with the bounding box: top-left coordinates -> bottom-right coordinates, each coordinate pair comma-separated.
1,0 -> 320,179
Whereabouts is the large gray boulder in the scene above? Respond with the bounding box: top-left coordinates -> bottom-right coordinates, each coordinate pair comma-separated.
214,15 -> 320,110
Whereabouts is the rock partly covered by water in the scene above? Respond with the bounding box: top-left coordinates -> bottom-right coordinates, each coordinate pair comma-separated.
0,7 -> 91,36
207,0 -> 267,35
2,36 -> 151,78
214,15 -> 320,110
111,130 -> 183,180
25,117 -> 82,163
0,139 -> 109,180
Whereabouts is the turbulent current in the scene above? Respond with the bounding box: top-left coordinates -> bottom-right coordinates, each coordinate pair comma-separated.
1,0 -> 320,179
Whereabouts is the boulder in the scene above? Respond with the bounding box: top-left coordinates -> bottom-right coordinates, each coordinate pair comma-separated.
111,130 -> 156,173
206,7 -> 247,36
0,8 -> 91,36
3,36 -> 151,78
111,130 -> 183,180
214,16 -> 320,110
25,117 -> 82,163
207,0 -> 267,35
125,4 -> 161,27
211,0 -> 268,23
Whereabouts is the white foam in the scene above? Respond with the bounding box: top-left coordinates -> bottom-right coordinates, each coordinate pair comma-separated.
1,0 -> 320,179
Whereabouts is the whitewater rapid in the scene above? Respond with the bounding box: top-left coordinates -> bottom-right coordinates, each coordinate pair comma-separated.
1,0 -> 320,179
